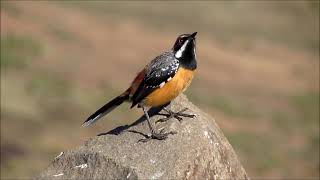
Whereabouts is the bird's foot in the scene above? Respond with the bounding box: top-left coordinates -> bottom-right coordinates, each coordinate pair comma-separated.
138,129 -> 177,142
156,108 -> 196,123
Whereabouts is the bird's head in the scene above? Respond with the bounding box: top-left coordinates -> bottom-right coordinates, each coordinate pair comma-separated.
172,32 -> 197,60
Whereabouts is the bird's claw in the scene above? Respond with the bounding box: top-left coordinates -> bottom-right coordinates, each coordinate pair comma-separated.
138,130 -> 177,143
156,108 -> 196,123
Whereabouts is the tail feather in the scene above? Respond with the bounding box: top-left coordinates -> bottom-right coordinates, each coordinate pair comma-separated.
82,93 -> 129,127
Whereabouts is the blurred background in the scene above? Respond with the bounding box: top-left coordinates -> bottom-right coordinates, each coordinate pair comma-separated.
1,1 -> 319,179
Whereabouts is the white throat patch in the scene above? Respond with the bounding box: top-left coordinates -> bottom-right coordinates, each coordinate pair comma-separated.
175,40 -> 189,59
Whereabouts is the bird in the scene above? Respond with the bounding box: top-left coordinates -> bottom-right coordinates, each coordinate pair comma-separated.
83,32 -> 198,141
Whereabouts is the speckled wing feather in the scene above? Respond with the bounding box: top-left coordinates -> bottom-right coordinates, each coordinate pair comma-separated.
131,51 -> 179,108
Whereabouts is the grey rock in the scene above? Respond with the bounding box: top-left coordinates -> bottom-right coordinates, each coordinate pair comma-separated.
36,94 -> 249,180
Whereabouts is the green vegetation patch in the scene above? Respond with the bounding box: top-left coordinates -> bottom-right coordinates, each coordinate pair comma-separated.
49,26 -> 76,42
25,72 -> 71,98
290,93 -> 319,124
226,131 -> 281,174
1,34 -> 42,70
290,92 -> 319,175
287,92 -> 320,136
188,91 -> 258,119
1,1 -> 21,17
270,111 -> 300,133
210,96 -> 258,118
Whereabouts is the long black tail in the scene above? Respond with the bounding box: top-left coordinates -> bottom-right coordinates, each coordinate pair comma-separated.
82,93 -> 129,127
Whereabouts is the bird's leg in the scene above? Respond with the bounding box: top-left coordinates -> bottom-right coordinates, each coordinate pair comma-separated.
156,106 -> 196,123
139,106 -> 176,142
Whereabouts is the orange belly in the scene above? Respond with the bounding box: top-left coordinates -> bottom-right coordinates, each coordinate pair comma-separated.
143,67 -> 195,107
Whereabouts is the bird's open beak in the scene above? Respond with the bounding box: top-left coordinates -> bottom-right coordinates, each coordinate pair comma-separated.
190,32 -> 197,38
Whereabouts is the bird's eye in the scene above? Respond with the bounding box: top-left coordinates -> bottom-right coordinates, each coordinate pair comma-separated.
179,39 -> 183,44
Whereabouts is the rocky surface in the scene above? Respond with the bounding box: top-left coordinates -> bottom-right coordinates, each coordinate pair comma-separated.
36,94 -> 249,180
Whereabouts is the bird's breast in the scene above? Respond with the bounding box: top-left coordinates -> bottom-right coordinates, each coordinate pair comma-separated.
143,67 -> 195,107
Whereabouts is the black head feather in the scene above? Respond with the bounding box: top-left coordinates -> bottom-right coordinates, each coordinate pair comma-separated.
172,32 -> 197,70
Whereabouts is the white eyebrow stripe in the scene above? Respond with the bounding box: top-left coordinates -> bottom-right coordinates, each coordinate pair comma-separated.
175,39 -> 189,58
